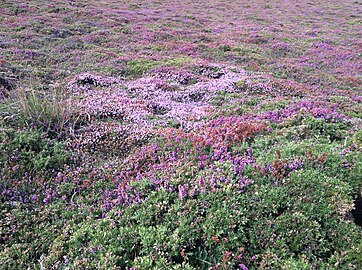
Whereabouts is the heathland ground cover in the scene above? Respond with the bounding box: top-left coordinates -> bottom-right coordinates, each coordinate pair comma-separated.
0,0 -> 361,269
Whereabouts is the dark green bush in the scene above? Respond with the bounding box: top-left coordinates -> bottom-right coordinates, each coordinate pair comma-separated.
0,128 -> 71,177
38,168 -> 362,269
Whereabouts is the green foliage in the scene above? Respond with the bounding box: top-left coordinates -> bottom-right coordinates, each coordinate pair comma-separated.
42,189 -> 251,269
245,169 -> 361,268
0,203 -> 89,270
124,57 -> 194,77
299,116 -> 350,141
0,128 -> 71,177
353,130 -> 362,148
36,168 -> 362,270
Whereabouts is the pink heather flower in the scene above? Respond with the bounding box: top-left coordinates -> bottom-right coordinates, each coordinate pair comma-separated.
178,183 -> 190,200
239,264 -> 248,270
225,251 -> 232,258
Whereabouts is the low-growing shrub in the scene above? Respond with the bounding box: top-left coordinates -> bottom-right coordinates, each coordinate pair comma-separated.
36,168 -> 362,270
0,128 -> 71,177
0,128 -> 72,204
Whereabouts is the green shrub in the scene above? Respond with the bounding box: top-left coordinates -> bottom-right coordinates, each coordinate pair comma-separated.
0,128 -> 71,177
300,117 -> 350,141
0,202 -> 89,270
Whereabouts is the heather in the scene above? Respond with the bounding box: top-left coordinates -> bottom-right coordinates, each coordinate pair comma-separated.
0,0 -> 361,269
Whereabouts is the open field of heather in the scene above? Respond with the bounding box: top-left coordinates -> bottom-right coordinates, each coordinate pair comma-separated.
1,0 -> 362,269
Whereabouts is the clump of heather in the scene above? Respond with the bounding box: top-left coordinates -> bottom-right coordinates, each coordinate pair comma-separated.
67,73 -> 122,92
69,122 -> 151,156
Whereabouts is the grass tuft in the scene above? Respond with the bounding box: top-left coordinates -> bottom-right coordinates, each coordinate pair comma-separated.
0,87 -> 82,138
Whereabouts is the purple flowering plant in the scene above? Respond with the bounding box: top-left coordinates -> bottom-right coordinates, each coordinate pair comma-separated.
0,0 -> 361,269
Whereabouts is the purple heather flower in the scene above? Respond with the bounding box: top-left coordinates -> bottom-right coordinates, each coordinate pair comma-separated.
344,163 -> 351,169
288,160 -> 304,171
43,197 -> 50,204
90,246 -> 96,253
340,148 -> 350,156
